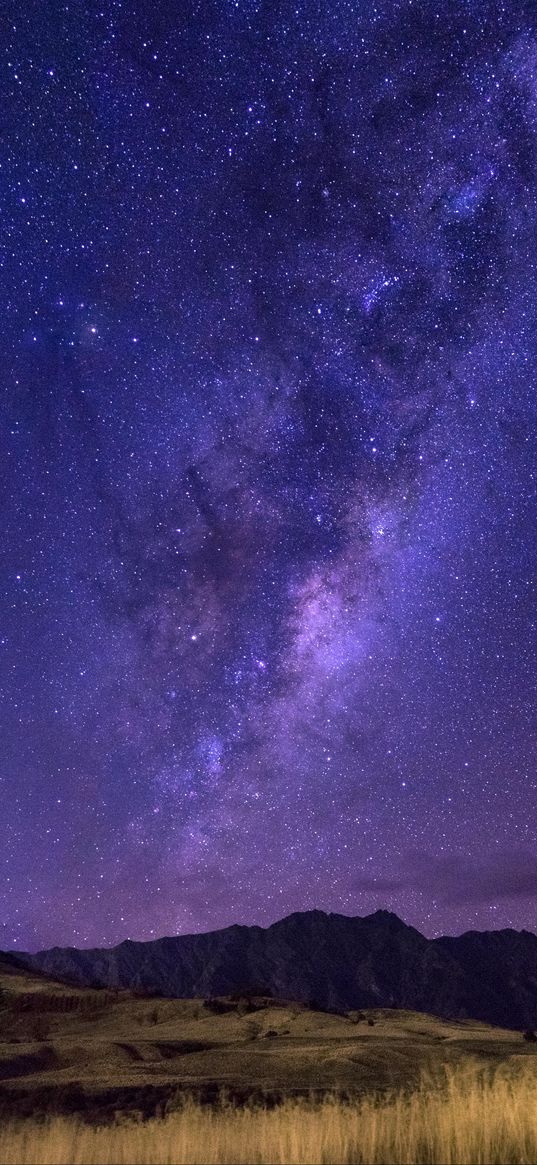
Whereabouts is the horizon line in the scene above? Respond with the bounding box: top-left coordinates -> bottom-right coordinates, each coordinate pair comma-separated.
7,906 -> 537,957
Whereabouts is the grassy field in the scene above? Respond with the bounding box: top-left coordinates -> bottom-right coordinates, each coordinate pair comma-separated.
2,956 -> 537,1161
2,1061 -> 537,1163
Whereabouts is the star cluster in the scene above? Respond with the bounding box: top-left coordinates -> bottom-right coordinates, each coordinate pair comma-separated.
1,0 -> 536,950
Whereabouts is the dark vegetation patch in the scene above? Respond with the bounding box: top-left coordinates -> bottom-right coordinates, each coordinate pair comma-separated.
203,995 -> 299,1015
0,1046 -> 58,1081
0,1081 -> 347,1123
1,989 -> 120,1016
203,998 -> 236,1015
203,997 -> 271,1015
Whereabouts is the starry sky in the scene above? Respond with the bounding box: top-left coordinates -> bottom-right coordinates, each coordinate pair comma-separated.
2,0 -> 536,952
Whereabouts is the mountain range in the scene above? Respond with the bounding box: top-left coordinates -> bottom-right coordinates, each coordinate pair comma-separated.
11,909 -> 537,1030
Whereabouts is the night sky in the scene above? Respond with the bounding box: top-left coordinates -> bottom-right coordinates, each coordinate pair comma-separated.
2,0 -> 536,952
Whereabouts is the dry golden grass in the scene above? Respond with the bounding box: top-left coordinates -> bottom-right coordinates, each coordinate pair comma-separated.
2,1060 -> 537,1165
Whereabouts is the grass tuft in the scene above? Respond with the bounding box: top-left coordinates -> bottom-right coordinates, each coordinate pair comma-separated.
1,1060 -> 537,1164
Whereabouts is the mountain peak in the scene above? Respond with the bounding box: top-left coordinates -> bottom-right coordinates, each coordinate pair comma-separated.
366,909 -> 406,923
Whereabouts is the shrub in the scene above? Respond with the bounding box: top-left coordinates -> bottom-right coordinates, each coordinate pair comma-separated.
203,998 -> 232,1015
229,986 -> 273,1002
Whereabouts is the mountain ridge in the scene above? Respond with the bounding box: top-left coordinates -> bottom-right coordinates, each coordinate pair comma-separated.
9,909 -> 537,1030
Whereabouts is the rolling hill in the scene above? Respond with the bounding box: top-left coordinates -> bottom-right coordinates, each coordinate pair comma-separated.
1,953 -> 535,1121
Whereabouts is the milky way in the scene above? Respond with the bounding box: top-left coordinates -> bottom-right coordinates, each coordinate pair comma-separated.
1,0 -> 536,950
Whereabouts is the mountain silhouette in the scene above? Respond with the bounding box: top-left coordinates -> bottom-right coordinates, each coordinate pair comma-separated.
11,910 -> 537,1029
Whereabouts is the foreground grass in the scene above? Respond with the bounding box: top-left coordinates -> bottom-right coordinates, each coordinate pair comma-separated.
1,1061 -> 537,1164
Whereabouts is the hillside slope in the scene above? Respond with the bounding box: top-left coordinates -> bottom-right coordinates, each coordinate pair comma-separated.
0,957 -> 534,1119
